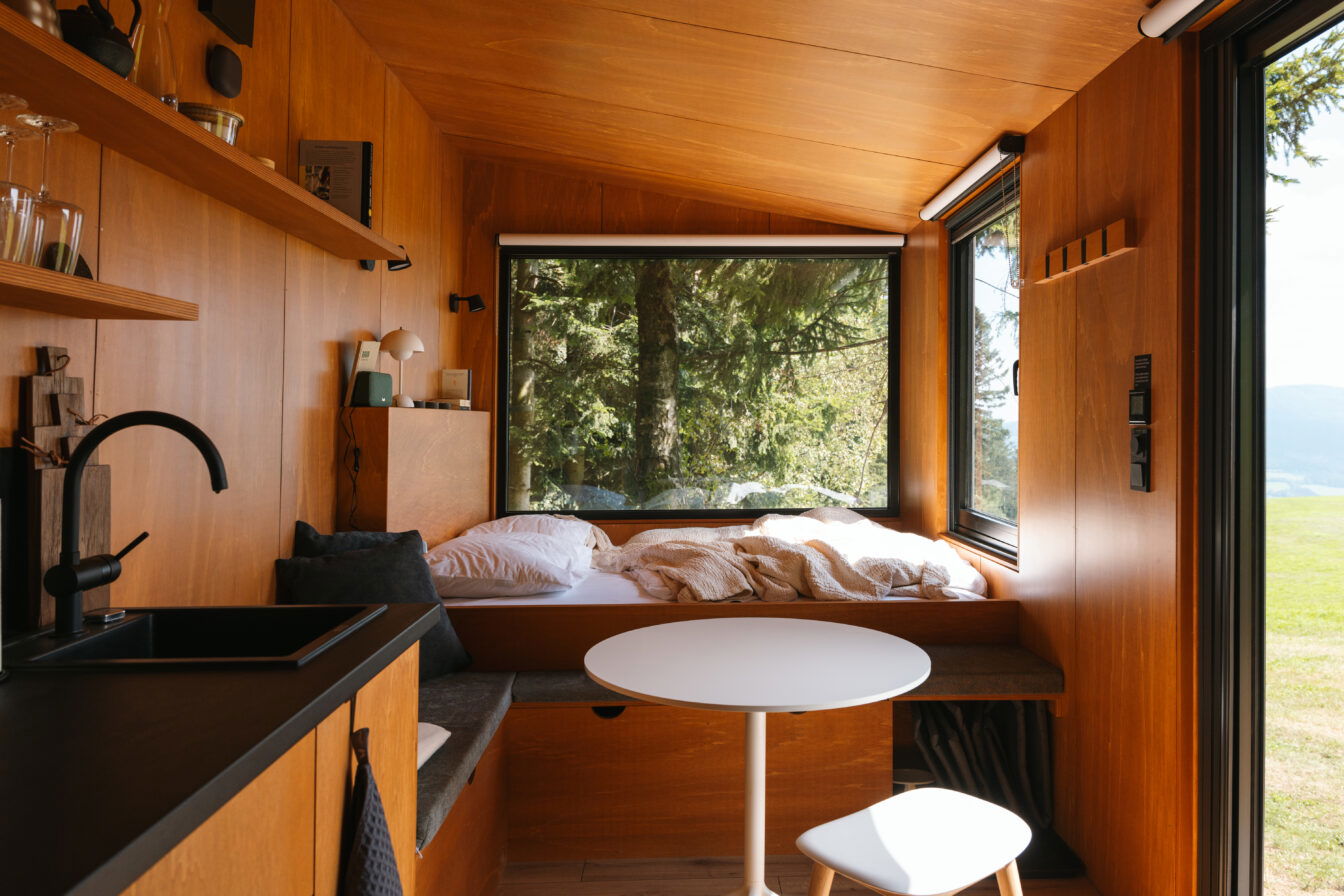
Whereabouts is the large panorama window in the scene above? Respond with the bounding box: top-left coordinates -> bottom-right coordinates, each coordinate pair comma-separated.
949,173 -> 1020,555
499,244 -> 896,517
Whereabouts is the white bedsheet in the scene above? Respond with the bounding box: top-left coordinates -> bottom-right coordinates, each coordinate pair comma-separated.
440,570 -> 957,608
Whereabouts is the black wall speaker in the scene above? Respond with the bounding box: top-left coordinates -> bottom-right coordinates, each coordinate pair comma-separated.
206,45 -> 243,98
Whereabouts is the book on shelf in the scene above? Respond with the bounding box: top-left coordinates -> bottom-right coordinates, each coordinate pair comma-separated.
434,398 -> 472,410
299,139 -> 373,227
343,340 -> 381,407
439,369 -> 472,400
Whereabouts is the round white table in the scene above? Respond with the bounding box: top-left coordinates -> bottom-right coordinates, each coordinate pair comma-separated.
584,617 -> 931,896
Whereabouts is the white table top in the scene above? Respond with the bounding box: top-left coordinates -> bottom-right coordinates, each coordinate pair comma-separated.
584,618 -> 931,713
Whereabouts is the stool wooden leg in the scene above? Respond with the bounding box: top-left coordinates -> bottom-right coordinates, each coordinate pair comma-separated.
995,860 -> 1024,896
807,862 -> 835,896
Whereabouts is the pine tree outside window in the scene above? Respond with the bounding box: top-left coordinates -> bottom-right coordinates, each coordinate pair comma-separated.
498,247 -> 896,518
948,171 -> 1020,556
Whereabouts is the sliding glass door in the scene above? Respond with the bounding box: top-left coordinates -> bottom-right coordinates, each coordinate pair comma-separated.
1262,20 -> 1344,896
1202,3 -> 1344,894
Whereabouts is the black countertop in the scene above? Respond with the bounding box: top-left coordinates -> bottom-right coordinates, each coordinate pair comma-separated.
0,603 -> 438,896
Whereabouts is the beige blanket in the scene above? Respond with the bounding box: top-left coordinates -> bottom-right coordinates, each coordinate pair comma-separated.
597,508 -> 986,602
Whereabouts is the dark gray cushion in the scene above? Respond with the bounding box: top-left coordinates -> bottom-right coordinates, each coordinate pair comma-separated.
512,670 -> 633,704
275,531 -> 470,680
292,520 -> 426,557
416,672 -> 515,849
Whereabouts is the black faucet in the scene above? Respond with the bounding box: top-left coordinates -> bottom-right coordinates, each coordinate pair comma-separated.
43,411 -> 228,636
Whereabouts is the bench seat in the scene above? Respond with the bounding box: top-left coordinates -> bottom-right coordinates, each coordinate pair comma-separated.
509,646 -> 1063,707
512,669 -> 631,704
415,671 -> 515,849
909,646 -> 1064,699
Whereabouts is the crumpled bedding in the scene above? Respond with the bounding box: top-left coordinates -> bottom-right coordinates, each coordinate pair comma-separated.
593,508 -> 987,602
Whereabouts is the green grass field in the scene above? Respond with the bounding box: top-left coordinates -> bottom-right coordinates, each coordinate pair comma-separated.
1264,496 -> 1344,896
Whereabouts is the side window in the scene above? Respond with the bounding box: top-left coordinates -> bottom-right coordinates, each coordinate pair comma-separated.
949,172 -> 1020,555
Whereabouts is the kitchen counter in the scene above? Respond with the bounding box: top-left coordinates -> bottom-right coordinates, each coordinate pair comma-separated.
0,602 -> 438,896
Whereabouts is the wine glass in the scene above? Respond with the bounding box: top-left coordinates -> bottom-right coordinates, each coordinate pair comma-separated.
0,96 -> 36,264
16,113 -> 83,275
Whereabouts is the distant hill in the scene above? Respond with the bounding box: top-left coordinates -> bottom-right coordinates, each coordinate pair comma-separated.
1267,385 -> 1344,493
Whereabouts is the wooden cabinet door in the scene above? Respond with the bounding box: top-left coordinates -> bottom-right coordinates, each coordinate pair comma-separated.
315,644 -> 421,895
123,731 -> 317,895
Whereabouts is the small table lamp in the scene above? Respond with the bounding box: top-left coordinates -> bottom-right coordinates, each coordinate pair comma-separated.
380,327 -> 424,408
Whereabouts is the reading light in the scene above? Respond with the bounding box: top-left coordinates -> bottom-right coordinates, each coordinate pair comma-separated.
1138,0 -> 1222,40
387,245 -> 412,272
918,135 -> 1025,222
449,293 -> 486,313
379,327 -> 424,408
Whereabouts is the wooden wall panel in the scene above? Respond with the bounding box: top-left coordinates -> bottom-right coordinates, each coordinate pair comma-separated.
897,220 -> 948,538
1068,37 -> 1197,896
382,73 -> 444,401
94,159 -> 286,606
601,185 -> 770,234
1013,96 -> 1082,837
279,0 -> 387,547
459,159 -> 604,413
1015,98 -> 1078,672
505,702 -> 891,860
440,143 -> 465,372
446,135 -> 909,232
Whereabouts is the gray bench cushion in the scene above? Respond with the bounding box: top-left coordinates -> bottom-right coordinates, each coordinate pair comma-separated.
512,670 -> 633,704
416,671 -> 515,849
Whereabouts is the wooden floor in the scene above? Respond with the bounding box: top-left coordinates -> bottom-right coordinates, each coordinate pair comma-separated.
500,856 -> 1101,895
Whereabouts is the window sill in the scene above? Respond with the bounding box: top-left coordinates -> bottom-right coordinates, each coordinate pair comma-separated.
941,530 -> 1019,572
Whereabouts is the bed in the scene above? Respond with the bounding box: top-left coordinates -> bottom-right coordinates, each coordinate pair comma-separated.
439,570 -> 963,608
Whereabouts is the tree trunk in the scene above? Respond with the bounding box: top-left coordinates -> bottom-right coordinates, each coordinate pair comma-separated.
507,261 -> 538,510
633,260 -> 680,499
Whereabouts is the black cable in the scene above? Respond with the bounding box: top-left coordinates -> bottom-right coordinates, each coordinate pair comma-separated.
339,405 -> 362,531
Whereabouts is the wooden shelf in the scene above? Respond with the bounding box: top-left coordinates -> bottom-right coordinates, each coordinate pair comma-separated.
0,260 -> 198,320
0,7 -> 403,262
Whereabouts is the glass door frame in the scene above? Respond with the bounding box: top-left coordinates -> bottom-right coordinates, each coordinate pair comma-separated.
1199,2 -> 1344,894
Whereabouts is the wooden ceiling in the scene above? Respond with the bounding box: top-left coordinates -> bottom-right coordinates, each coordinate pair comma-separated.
337,0 -> 1152,232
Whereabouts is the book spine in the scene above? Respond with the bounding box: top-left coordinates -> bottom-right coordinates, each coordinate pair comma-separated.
359,141 -> 375,271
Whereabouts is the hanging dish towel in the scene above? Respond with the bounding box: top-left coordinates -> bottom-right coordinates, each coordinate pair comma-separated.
340,727 -> 404,896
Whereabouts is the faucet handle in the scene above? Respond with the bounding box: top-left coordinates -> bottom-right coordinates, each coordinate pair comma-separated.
115,531 -> 149,561
44,531 -> 149,601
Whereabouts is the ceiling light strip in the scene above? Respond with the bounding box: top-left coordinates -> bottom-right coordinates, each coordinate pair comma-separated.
498,234 -> 905,248
918,135 -> 1025,223
1138,0 -> 1224,40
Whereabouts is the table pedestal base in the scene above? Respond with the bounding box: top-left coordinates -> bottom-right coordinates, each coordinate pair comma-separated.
723,885 -> 781,896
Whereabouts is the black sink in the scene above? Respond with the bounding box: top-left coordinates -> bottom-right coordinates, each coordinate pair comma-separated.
7,604 -> 386,669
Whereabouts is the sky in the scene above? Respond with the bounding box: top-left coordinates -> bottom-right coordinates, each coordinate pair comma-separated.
1265,36 -> 1344,390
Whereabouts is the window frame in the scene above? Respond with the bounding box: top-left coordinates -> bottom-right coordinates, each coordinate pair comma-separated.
1198,3 -> 1344,894
946,169 -> 1021,559
495,244 -> 901,520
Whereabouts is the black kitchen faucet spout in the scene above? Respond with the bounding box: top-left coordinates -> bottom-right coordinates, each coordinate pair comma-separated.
45,411 -> 228,636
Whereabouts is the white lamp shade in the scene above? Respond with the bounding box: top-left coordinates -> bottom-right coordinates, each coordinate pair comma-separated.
380,328 -> 424,361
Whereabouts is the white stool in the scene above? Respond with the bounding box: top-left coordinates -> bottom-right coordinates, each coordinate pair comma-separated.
796,788 -> 1031,896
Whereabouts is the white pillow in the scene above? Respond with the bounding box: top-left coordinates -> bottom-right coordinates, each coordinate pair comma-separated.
462,514 -> 595,547
426,532 -> 592,597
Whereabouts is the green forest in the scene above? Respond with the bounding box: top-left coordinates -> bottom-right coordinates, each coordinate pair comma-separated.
503,254 -> 891,512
